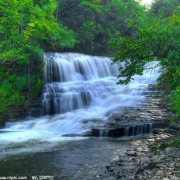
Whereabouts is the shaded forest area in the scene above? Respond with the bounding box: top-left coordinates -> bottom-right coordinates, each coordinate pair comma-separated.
0,0 -> 180,125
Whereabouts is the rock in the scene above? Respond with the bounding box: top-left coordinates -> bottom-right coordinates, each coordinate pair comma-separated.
167,129 -> 177,134
170,124 -> 180,130
95,86 -> 179,180
165,147 -> 175,153
90,85 -> 173,138
153,129 -> 161,134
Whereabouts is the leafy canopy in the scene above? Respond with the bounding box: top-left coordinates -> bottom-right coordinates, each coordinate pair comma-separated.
0,0 -> 76,121
110,12 -> 180,84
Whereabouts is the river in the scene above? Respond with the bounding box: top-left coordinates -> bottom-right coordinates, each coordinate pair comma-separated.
0,53 -> 162,179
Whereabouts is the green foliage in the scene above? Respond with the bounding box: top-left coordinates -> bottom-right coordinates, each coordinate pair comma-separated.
0,75 -> 27,113
111,1 -> 180,121
0,0 -> 76,122
154,139 -> 180,153
150,0 -> 180,18
110,12 -> 180,84
57,0 -> 146,55
80,0 -> 103,13
169,86 -> 180,120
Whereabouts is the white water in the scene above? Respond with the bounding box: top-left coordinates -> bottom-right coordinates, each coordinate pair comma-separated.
0,53 -> 161,158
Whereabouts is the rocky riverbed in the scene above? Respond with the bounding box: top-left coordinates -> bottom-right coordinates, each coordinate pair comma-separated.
91,85 -> 180,180
1,84 -> 179,180
91,85 -> 173,138
94,127 -> 180,180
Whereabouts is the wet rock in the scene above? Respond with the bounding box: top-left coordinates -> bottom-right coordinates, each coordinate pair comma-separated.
90,85 -> 173,138
170,123 -> 180,131
62,132 -> 92,137
92,122 -> 153,138
97,128 -> 180,180
91,86 -> 179,180
153,129 -> 161,134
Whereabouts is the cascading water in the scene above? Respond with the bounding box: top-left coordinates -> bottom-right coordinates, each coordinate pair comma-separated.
42,53 -> 120,115
0,53 -> 162,158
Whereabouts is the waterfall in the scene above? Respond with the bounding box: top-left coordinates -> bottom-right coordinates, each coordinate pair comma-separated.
42,53 -> 120,115
124,123 -> 153,136
1,53 -> 162,138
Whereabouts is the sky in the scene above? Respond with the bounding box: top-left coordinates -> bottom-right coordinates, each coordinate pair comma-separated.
140,0 -> 154,5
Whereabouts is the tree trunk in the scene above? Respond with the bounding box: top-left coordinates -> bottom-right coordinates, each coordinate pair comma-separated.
56,0 -> 60,21
20,9 -> 24,37
28,59 -> 31,102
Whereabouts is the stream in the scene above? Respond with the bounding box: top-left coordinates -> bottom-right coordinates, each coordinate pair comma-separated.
0,53 -> 162,179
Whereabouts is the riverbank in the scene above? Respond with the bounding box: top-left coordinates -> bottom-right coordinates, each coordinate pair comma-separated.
96,124 -> 180,180
0,54 -> 178,179
90,85 -> 180,180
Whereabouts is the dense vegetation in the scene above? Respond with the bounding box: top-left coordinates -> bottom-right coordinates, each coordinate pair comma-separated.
0,0 -> 146,124
0,0 -> 180,124
0,0 -> 76,123
56,0 -> 145,55
111,0 -> 180,121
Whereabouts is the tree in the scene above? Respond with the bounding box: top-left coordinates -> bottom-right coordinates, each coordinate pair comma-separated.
150,0 -> 180,18
110,12 -> 180,84
110,11 -> 180,120
57,0 -> 145,55
0,0 -> 76,122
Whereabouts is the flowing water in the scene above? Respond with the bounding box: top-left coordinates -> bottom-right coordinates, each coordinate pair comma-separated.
0,53 -> 162,178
